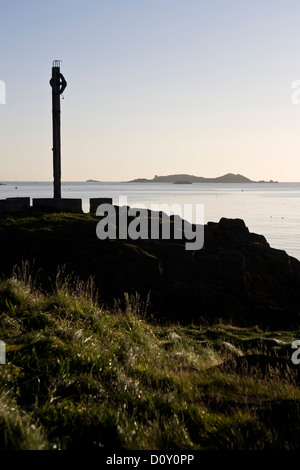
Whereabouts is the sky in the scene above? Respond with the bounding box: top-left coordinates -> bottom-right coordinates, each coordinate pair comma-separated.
1,0 -> 300,182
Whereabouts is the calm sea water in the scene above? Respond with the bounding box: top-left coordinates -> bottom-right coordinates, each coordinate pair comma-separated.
1,181 -> 300,261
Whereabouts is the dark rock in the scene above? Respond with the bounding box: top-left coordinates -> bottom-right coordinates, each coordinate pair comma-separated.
0,213 -> 300,329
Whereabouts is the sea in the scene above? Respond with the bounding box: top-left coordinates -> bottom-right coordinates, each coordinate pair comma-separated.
1,181 -> 300,261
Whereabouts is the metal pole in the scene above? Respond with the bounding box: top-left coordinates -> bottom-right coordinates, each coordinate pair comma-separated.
50,61 -> 67,199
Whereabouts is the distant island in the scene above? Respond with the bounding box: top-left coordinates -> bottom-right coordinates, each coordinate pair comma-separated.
128,173 -> 278,184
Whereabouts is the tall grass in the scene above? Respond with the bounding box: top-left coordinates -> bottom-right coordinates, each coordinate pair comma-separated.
0,265 -> 299,449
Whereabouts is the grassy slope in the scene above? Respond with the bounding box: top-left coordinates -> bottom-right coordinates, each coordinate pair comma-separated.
0,267 -> 300,450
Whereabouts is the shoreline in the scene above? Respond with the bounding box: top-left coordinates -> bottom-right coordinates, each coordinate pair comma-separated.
0,209 -> 298,330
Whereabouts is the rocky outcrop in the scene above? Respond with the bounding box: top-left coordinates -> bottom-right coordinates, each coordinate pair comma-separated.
140,217 -> 300,328
129,173 -> 255,183
0,212 -> 299,329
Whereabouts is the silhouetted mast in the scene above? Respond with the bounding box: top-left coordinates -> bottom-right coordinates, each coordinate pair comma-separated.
50,60 -> 67,199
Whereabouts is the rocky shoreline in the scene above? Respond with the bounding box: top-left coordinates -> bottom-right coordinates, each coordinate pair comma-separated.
0,211 -> 299,330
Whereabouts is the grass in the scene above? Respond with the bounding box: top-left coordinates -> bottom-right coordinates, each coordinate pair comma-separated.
0,266 -> 300,450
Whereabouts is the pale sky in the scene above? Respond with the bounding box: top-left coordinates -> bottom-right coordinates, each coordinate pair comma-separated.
1,0 -> 300,182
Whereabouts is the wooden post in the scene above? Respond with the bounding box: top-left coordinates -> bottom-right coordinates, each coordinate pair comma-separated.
50,61 -> 67,199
